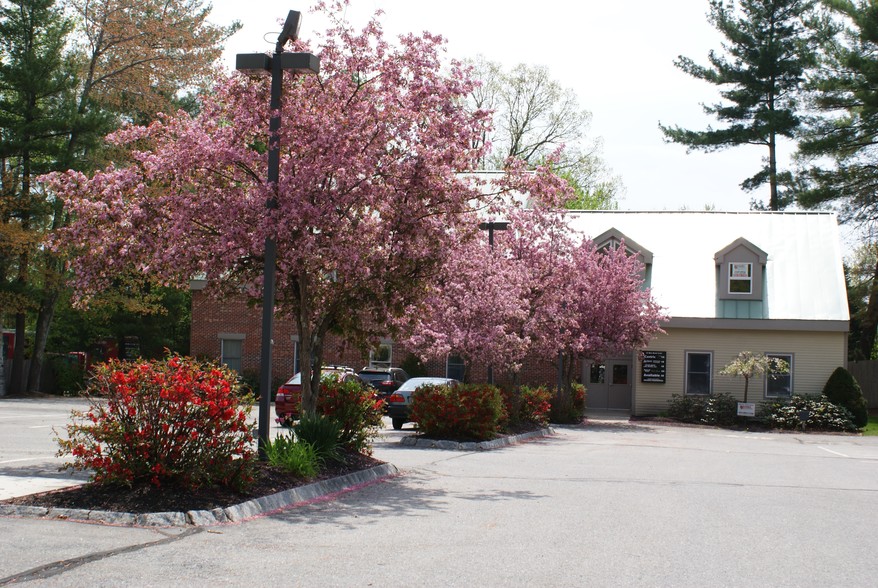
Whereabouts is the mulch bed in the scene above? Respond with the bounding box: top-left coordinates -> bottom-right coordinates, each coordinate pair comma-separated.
0,452 -> 383,514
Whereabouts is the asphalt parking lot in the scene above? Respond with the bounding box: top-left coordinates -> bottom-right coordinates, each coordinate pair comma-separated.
1,397 -> 877,587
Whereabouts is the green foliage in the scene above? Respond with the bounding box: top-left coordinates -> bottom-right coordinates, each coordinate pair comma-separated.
263,433 -> 320,478
667,393 -> 740,426
761,395 -> 857,432
312,378 -> 384,455
400,353 -> 428,377
293,414 -> 343,464
56,355 -> 255,490
660,0 -> 819,210
504,385 -> 552,427
48,354 -> 84,396
822,367 -> 869,428
796,0 -> 878,221
549,383 -> 586,424
411,384 -> 507,441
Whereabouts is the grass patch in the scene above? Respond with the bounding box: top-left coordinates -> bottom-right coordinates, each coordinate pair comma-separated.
862,414 -> 878,436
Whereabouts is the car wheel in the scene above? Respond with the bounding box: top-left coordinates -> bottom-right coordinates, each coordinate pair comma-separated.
392,418 -> 404,430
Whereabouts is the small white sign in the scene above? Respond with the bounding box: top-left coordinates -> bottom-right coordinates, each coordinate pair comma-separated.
737,402 -> 756,417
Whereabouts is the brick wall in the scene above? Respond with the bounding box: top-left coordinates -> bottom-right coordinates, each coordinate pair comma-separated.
190,288 -> 579,390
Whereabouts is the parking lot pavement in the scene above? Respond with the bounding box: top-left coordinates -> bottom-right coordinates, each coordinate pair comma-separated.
3,399 -> 878,586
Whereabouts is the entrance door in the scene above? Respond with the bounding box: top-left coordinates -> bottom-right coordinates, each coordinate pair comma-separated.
584,359 -> 632,411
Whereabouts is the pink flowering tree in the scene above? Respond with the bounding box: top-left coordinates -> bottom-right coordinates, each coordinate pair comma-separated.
398,166 -> 576,380
42,2 -> 493,416
401,187 -> 666,401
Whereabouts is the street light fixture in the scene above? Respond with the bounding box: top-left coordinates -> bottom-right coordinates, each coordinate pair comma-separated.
478,220 -> 510,385
236,9 -> 319,458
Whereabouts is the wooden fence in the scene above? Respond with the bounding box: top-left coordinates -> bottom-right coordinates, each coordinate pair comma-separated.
847,360 -> 878,409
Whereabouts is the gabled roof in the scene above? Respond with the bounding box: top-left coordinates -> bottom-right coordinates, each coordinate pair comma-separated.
565,211 -> 849,322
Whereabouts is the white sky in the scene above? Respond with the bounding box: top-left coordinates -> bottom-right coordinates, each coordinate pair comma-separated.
207,1 -> 794,214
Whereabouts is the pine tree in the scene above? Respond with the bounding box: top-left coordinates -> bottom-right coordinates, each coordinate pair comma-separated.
659,0 -> 818,210
0,0 -> 83,393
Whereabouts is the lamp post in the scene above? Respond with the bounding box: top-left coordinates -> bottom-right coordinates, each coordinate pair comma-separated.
236,10 -> 319,458
478,220 -> 509,386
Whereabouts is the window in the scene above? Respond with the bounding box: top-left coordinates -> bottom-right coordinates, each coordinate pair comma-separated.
765,353 -> 793,398
446,355 -> 465,381
612,364 -> 629,385
370,341 -> 392,369
728,262 -> 752,294
685,351 -> 712,395
291,336 -> 301,376
589,363 -> 605,384
220,337 -> 243,373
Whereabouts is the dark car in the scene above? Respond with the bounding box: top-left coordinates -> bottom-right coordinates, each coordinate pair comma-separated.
356,367 -> 410,400
385,376 -> 459,430
275,365 -> 363,423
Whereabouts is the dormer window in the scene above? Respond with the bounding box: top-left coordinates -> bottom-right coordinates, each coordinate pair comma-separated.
715,238 -> 767,301
593,228 -> 653,288
728,262 -> 753,294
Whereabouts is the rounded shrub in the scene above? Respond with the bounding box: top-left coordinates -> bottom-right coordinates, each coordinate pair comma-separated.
822,367 -> 869,428
762,394 -> 857,432
316,378 -> 384,455
57,355 -> 255,491
411,384 -> 507,441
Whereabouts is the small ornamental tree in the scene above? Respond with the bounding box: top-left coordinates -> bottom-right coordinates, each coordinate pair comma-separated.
720,351 -> 789,403
56,355 -> 254,490
43,1 -> 492,417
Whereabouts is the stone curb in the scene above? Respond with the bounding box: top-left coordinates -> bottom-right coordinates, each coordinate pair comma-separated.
0,463 -> 399,528
399,427 -> 554,450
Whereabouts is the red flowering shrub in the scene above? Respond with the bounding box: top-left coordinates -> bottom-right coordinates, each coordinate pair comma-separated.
518,386 -> 552,427
549,382 -> 587,424
56,355 -> 255,491
410,384 -> 507,441
316,378 -> 385,455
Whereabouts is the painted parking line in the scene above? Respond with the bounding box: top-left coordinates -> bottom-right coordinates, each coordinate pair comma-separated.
818,446 -> 849,458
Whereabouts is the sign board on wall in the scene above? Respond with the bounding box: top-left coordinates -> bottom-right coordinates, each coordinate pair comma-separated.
641,351 -> 666,383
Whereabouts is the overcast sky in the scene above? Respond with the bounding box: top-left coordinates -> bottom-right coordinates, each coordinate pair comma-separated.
208,0 -> 795,214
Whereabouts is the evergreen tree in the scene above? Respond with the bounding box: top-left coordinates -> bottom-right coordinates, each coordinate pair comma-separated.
0,0 -> 83,394
660,0 -> 819,210
796,0 -> 878,221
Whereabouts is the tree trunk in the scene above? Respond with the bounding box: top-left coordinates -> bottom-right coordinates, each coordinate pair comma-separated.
27,288 -> 59,393
858,258 -> 878,360
0,317 -> 5,396
10,312 -> 26,395
768,130 -> 779,211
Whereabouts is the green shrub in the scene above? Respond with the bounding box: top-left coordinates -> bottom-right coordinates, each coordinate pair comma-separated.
549,384 -> 586,424
56,355 -> 255,491
293,414 -> 343,463
667,393 -> 739,426
822,367 -> 869,428
411,384 -> 507,441
761,395 -> 857,432
518,385 -> 552,427
264,433 -> 320,478
667,394 -> 702,422
316,378 -> 384,455
50,355 -> 85,396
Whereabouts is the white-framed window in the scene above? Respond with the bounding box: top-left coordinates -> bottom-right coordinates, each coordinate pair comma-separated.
291,335 -> 301,376
685,351 -> 712,395
220,336 -> 244,373
370,340 -> 392,369
589,363 -> 605,384
765,353 -> 793,398
728,262 -> 753,294
446,355 -> 465,381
